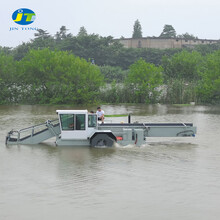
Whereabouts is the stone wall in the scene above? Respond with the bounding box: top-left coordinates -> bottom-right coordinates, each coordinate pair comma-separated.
118,38 -> 219,49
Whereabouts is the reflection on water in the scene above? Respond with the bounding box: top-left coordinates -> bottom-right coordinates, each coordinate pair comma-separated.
1,104 -> 220,220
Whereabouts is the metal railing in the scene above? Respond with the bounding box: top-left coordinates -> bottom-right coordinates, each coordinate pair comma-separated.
6,119 -> 59,144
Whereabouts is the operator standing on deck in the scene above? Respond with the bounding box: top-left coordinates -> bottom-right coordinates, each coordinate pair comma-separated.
96,107 -> 104,123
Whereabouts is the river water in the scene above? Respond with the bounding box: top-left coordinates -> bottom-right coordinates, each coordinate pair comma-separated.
1,104 -> 220,220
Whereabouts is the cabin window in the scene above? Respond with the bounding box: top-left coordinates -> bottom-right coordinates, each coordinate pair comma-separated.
60,114 -> 75,130
76,114 -> 85,130
60,114 -> 85,130
88,114 -> 97,127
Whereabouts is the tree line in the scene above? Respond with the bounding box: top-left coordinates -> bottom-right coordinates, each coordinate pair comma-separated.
0,49 -> 103,104
0,26 -> 220,105
2,26 -> 184,69
100,50 -> 220,104
2,26 -> 220,69
0,48 -> 220,105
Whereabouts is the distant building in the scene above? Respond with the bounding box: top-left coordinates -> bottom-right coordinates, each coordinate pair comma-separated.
117,37 -> 219,49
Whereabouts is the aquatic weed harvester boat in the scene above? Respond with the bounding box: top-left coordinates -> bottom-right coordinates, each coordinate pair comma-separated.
6,110 -> 196,147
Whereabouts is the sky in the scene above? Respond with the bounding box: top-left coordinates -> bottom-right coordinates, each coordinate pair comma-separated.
1,0 -> 220,47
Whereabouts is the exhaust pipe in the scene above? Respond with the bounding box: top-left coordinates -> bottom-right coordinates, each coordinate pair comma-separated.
128,114 -> 131,124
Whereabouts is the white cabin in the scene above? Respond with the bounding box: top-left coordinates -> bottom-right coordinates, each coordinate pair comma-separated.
56,110 -> 98,140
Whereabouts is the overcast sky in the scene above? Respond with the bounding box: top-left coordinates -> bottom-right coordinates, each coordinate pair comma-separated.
1,0 -> 220,47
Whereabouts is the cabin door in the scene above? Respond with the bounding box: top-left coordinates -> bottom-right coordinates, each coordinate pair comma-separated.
60,114 -> 87,139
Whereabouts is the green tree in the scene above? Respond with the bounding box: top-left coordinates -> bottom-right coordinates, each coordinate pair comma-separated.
30,29 -> 55,49
66,34 -> 124,66
159,24 -> 176,38
77,26 -> 88,37
0,46 -> 12,55
126,58 -> 163,103
34,29 -> 51,40
132,20 -> 142,38
99,65 -> 128,83
195,42 -> 220,56
55,26 -> 71,43
177,32 -> 198,40
12,42 -> 31,60
162,50 -> 203,81
18,49 -> 104,104
0,53 -> 18,103
163,79 -> 197,104
196,50 -> 220,103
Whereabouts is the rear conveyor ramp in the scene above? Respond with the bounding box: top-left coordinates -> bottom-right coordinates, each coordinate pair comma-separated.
6,120 -> 61,145
99,123 -> 196,146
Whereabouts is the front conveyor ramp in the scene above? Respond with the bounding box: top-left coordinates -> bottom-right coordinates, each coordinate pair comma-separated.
6,120 -> 61,145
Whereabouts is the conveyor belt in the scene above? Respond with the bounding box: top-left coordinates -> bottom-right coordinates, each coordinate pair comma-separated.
99,123 -> 193,127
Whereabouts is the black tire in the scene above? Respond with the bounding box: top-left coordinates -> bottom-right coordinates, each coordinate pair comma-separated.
90,134 -> 115,147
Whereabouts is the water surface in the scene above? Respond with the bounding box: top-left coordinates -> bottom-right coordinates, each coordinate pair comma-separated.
1,104 -> 220,220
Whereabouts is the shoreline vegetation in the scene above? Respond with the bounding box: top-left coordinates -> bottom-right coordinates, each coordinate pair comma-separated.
0,27 -> 220,105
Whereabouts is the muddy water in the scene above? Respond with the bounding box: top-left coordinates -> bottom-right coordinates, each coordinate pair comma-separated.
1,104 -> 220,220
